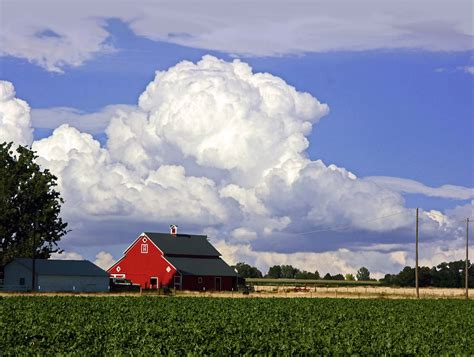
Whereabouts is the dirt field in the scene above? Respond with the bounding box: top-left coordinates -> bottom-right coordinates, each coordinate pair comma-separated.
174,285 -> 471,299
245,285 -> 471,299
1,286 -> 471,299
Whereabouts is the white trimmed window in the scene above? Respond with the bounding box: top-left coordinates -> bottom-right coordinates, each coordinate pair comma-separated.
198,277 -> 203,284
141,244 -> 148,253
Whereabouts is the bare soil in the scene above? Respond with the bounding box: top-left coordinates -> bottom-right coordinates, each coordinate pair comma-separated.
2,285 -> 471,300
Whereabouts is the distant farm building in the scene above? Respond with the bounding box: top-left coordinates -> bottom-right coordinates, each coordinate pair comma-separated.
108,229 -> 238,291
4,258 -> 109,292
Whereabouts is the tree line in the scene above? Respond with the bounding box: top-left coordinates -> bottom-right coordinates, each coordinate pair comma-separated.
232,262 -> 372,281
381,260 -> 473,288
234,260 -> 473,288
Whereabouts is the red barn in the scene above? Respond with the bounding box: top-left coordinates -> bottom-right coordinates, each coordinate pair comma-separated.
107,230 -> 238,291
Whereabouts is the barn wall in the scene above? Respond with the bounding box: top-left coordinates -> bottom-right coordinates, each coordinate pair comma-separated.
108,235 -> 177,289
37,275 -> 109,292
182,275 -> 237,291
4,261 -> 32,291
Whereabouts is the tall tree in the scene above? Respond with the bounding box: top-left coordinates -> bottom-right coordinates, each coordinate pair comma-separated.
323,273 -> 333,280
0,142 -> 68,265
345,273 -> 355,281
280,265 -> 299,279
356,267 -> 371,281
232,262 -> 263,278
267,265 -> 282,279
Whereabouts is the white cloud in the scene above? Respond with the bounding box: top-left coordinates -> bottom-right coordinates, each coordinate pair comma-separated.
1,1 -> 472,72
31,104 -> 136,134
32,123 -> 231,224
446,200 -> 474,222
1,57 -> 471,275
462,66 -> 474,75
94,251 -> 115,270
50,250 -> 115,270
366,176 -> 474,200
108,55 -> 328,185
215,239 -> 473,279
231,228 -> 258,242
50,251 -> 84,260
0,81 -> 33,146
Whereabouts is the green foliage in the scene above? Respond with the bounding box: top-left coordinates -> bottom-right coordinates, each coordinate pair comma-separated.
267,265 -> 282,278
267,264 -> 319,280
345,273 -> 355,281
357,266 -> 371,281
380,260 -> 473,288
280,265 -> 299,278
0,297 -> 472,354
0,142 -> 68,265
295,270 -> 320,280
232,262 -> 263,278
322,273 -> 345,281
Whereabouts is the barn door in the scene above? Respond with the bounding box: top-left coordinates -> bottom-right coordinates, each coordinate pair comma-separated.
173,275 -> 182,290
214,277 -> 222,291
150,277 -> 159,289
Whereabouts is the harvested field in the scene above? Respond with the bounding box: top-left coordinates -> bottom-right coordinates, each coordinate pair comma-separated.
0,286 -> 471,299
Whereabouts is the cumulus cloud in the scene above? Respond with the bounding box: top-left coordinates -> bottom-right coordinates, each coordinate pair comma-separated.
0,81 -> 33,146
50,251 -> 84,260
214,238 -> 473,279
462,66 -> 474,75
33,124 -> 231,224
94,251 -> 115,270
108,55 -> 328,185
366,176 -> 474,200
50,250 -> 115,270
31,104 -> 136,134
1,57 -> 470,275
1,1 -> 472,72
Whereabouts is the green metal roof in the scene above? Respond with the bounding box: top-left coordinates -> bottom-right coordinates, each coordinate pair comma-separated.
166,256 -> 237,277
12,258 -> 109,277
144,232 -> 221,257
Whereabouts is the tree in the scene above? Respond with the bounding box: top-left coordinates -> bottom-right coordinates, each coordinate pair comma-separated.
332,274 -> 345,281
323,273 -> 332,280
295,270 -> 320,280
356,267 -> 370,281
379,260 -> 474,288
232,262 -> 263,278
380,273 -> 397,285
267,265 -> 282,278
345,273 -> 355,281
0,142 -> 68,266
280,265 -> 299,279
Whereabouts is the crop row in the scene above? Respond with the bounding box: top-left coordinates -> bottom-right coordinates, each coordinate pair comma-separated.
1,297 -> 473,354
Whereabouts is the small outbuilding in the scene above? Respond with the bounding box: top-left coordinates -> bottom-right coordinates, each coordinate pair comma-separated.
4,258 -> 109,292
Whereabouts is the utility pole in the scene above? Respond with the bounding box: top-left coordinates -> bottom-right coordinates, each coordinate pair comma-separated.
466,218 -> 469,300
31,222 -> 37,292
415,208 -> 419,299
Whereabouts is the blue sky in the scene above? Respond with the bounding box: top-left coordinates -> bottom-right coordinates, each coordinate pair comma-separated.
0,2 -> 472,274
2,19 -> 472,205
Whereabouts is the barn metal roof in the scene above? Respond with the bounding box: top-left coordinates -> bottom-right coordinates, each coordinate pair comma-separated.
144,232 -> 221,257
12,258 -> 109,277
166,256 -> 237,277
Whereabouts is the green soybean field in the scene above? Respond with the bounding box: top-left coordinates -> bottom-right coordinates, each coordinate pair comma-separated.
1,297 -> 473,354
